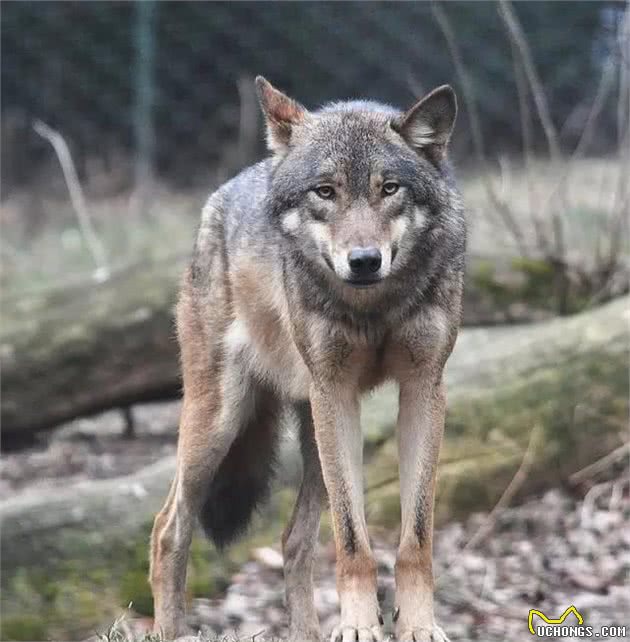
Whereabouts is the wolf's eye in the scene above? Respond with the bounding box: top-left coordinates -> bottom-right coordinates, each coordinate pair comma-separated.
314,185 -> 335,200
382,182 -> 399,196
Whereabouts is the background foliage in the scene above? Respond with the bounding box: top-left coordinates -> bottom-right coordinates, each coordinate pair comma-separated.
1,1 -> 624,190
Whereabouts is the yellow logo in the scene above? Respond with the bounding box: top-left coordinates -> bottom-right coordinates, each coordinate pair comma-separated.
528,605 -> 584,635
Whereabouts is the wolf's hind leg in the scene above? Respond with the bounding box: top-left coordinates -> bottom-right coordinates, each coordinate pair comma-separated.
149,390 -> 230,638
282,402 -> 327,642
150,390 -> 219,639
150,298 -> 259,637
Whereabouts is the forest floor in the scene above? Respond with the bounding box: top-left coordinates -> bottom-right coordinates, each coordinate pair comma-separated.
3,400 -> 629,642
159,469 -> 630,642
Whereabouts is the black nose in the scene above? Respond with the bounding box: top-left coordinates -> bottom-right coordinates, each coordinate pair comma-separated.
348,247 -> 382,276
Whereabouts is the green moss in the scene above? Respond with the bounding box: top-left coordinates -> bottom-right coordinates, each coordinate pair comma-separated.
471,260 -> 516,307
0,565 -> 120,641
367,340 -> 628,527
0,615 -> 48,641
511,256 -> 555,279
470,255 -> 596,316
120,570 -> 154,617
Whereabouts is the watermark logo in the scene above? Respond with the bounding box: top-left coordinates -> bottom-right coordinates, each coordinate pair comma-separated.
528,605 -> 628,638
528,605 -> 583,635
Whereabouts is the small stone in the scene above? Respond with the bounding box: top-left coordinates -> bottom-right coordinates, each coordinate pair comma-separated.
252,546 -> 284,570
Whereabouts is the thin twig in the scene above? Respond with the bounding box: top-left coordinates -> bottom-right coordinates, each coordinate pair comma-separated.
569,61 -> 617,164
466,422 -> 543,549
498,0 -> 566,264
617,4 -> 630,147
498,0 -> 561,163
437,422 -> 543,586
33,119 -> 110,280
569,442 -> 630,484
544,58 -> 618,268
511,35 -> 546,252
580,476 -> 630,528
608,6 -> 630,271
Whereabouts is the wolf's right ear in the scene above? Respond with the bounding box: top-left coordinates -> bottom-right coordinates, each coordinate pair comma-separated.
255,76 -> 308,154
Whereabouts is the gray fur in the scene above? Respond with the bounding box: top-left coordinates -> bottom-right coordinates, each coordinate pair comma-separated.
192,98 -> 466,336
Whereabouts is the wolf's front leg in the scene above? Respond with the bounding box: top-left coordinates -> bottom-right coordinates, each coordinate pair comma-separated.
310,384 -> 383,642
394,379 -> 448,642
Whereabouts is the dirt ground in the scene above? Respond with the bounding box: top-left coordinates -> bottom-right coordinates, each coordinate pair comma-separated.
3,402 -> 628,642
91,461 -> 628,642
180,474 -> 630,642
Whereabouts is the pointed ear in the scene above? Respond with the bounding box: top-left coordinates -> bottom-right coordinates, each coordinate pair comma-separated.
255,76 -> 308,154
393,85 -> 457,157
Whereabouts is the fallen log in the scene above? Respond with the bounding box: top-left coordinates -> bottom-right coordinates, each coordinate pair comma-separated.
0,257 -> 186,444
2,251 -> 582,443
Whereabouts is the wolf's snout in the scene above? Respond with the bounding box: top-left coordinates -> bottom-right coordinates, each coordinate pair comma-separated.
348,247 -> 382,276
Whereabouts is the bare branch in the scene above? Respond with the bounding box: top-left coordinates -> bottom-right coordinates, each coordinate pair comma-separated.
33,119 -> 110,280
569,442 -> 630,485
510,35 -> 547,252
498,0 -> 562,163
571,61 -> 617,162
464,422 -> 543,550
437,421 -> 544,583
498,0 -> 567,270
431,1 -> 528,256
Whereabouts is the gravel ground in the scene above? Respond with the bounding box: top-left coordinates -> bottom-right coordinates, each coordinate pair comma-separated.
4,403 -> 628,641
155,471 -> 628,642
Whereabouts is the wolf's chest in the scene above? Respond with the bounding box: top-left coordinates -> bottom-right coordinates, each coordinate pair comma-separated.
224,314 -> 312,401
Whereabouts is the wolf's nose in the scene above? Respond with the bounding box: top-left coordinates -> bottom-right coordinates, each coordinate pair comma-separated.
348,247 -> 382,276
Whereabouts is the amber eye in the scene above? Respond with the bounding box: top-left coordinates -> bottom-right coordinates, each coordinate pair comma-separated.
382,182 -> 399,196
314,185 -> 335,200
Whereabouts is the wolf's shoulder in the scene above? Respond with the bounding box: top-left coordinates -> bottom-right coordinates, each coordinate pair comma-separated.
201,159 -> 271,219
199,159 -> 275,247
219,159 -> 273,206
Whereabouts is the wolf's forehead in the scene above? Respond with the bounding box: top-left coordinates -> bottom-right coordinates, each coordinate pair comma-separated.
306,111 -> 400,177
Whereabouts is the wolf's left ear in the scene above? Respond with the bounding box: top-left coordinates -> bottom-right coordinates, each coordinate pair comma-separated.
255,76 -> 308,154
393,85 -> 457,158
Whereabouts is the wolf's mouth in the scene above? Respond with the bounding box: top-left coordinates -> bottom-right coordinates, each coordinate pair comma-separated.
343,277 -> 383,289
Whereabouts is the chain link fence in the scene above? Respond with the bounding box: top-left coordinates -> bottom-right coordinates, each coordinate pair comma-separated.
1,1 -> 624,193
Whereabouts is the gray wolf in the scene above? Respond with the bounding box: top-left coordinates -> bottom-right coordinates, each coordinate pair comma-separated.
150,76 -> 465,642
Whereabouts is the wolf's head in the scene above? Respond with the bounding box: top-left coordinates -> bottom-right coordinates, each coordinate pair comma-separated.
256,76 -> 462,295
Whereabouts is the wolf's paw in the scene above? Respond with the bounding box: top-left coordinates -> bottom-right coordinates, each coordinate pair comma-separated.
330,624 -> 384,642
396,624 -> 450,642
